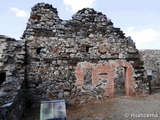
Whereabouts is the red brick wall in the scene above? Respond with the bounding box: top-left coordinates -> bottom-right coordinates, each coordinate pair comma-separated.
75,60 -> 136,97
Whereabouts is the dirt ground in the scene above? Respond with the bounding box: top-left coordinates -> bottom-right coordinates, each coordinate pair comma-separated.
21,98 -> 116,120
21,88 -> 160,120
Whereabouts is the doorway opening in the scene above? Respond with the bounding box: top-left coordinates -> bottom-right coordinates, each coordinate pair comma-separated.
150,75 -> 160,94
114,67 -> 126,97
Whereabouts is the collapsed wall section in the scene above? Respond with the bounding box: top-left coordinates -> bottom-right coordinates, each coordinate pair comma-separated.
0,35 -> 25,120
139,50 -> 160,87
22,3 -> 148,104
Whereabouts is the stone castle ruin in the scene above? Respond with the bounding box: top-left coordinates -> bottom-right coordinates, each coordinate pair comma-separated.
1,2 -> 159,119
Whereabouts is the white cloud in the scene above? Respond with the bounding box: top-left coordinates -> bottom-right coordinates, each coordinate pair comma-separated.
125,27 -> 159,44
11,7 -> 29,18
63,0 -> 97,12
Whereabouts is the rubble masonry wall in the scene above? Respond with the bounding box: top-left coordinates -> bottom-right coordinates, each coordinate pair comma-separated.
139,50 -> 160,87
22,3 -> 147,104
0,35 -> 25,120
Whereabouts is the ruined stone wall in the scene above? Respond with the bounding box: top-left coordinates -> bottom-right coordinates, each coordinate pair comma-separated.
22,3 -> 147,104
0,35 -> 25,120
139,50 -> 160,87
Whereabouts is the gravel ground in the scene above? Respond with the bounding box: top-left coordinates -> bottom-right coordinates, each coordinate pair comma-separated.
22,89 -> 160,120
110,95 -> 160,120
110,88 -> 160,120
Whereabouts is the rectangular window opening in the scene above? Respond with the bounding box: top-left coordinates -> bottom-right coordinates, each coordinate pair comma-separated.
36,47 -> 43,54
0,72 -> 6,85
99,73 -> 108,75
86,46 -> 90,53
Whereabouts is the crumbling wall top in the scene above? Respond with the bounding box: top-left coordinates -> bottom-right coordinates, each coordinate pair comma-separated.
0,35 -> 16,41
23,2 -> 127,39
31,3 -> 58,14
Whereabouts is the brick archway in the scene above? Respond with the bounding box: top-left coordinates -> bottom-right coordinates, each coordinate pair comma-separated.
75,60 -> 135,98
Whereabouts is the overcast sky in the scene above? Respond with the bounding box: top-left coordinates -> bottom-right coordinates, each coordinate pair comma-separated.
0,0 -> 160,49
